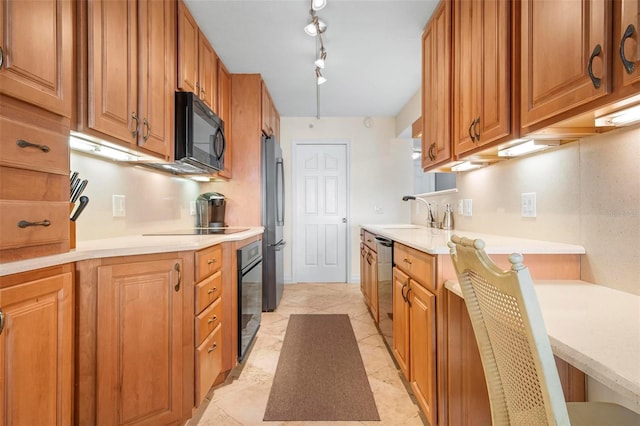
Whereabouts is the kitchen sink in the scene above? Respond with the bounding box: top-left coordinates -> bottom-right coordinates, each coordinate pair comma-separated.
380,225 -> 423,230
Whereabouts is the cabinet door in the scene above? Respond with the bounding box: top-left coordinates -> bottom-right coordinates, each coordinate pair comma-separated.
615,0 -> 640,92
96,258 -> 184,425
0,0 -> 73,117
0,269 -> 73,425
217,60 -> 232,179
198,34 -> 217,112
521,0 -> 611,132
454,0 -> 513,157
422,0 -> 452,170
137,0 -> 174,158
360,243 -> 366,295
409,281 -> 437,426
177,0 -> 199,94
261,83 -> 273,135
392,267 -> 410,379
87,0 -> 138,144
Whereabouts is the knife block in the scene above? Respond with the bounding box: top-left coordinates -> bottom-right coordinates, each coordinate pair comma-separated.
70,202 -> 76,249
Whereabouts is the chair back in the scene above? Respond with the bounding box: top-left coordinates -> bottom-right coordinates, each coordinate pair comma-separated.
448,235 -> 570,426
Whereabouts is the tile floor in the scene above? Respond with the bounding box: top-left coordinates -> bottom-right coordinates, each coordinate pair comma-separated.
191,283 -> 426,426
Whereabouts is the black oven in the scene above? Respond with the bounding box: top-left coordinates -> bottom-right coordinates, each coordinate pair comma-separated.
237,240 -> 263,363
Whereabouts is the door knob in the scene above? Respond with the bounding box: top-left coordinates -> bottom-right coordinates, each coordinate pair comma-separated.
341,218 -> 347,223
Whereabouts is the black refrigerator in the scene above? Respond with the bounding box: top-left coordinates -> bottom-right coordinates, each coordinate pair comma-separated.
262,134 -> 285,311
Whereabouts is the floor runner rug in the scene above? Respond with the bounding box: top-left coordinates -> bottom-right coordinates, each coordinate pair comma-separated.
263,314 -> 380,421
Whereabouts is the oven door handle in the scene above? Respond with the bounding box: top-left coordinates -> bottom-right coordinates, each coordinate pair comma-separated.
242,255 -> 263,274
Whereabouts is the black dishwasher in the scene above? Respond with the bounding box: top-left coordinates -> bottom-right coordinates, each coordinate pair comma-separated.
374,236 -> 394,350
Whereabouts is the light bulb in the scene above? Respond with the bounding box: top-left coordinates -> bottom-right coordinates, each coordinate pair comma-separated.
311,0 -> 327,11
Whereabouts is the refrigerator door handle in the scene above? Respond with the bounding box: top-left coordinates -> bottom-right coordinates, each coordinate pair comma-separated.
276,159 -> 285,226
270,240 -> 287,250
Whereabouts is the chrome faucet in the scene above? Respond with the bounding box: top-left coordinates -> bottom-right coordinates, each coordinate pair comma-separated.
402,195 -> 439,228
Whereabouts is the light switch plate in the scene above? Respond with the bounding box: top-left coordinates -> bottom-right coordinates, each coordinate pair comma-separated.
463,199 -> 473,216
112,195 -> 126,217
458,199 -> 464,214
189,200 -> 196,216
521,192 -> 536,217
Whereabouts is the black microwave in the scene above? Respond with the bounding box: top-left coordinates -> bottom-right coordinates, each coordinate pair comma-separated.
174,91 -> 226,173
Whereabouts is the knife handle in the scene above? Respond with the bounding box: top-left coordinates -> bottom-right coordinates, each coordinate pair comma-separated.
71,179 -> 88,203
71,196 -> 89,221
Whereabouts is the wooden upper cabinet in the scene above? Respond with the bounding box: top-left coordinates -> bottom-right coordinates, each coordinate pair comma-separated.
614,0 -> 640,94
520,0 -> 611,133
422,0 -> 452,170
198,34 -> 218,112
217,61 -> 232,179
453,0 -> 514,157
0,265 -> 74,426
177,1 -> 218,112
84,0 -> 174,159
137,0 -> 175,158
261,83 -> 273,135
0,0 -> 73,117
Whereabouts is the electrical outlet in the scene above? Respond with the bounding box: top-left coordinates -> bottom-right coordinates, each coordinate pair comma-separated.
457,199 -> 464,214
112,195 -> 126,217
189,200 -> 196,216
374,205 -> 384,214
521,192 -> 537,217
463,199 -> 473,217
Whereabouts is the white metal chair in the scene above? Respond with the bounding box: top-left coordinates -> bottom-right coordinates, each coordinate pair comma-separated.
448,235 -> 640,426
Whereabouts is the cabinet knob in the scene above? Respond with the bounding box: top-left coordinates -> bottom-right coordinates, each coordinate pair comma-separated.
619,24 -> 636,74
208,342 -> 218,353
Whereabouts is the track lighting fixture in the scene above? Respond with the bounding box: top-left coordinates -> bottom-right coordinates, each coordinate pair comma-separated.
304,0 -> 329,117
315,67 -> 327,85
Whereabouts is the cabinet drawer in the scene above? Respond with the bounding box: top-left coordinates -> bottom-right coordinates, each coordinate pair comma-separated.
195,244 -> 223,282
394,243 -> 436,292
0,116 -> 70,175
0,200 -> 69,249
195,297 -> 222,346
195,270 -> 222,314
363,230 -> 377,251
195,323 -> 222,404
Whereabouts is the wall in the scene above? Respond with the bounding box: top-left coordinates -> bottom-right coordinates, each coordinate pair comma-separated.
280,117 -> 413,282
70,152 -> 201,240
411,124 -> 640,296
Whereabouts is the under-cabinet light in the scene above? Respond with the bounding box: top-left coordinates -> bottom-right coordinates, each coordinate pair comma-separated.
595,104 -> 640,127
450,161 -> 487,172
498,140 -> 559,158
69,136 -> 140,162
190,176 -> 212,182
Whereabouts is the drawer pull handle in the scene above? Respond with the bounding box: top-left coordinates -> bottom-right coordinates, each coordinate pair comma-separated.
174,263 -> 181,292
0,309 -> 5,335
18,220 -> 51,228
208,258 -> 217,265
0,46 -> 3,69
620,24 -> 636,74
401,283 -> 409,302
207,287 -> 218,294
403,258 -> 412,265
588,43 -> 602,89
208,315 -> 218,324
468,119 -> 476,143
208,342 -> 217,353
473,116 -> 481,141
16,139 -> 50,153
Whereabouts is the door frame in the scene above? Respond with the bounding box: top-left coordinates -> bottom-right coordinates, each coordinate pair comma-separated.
291,139 -> 351,283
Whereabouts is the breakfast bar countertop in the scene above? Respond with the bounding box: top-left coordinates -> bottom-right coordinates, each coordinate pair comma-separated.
0,227 -> 264,276
360,224 -> 586,255
446,279 -> 640,406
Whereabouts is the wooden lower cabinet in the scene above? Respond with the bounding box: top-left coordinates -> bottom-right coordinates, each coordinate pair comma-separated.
392,268 -> 410,378
0,264 -> 74,426
76,253 -> 194,426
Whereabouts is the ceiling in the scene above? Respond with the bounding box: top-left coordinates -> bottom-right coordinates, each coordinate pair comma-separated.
184,0 -> 439,118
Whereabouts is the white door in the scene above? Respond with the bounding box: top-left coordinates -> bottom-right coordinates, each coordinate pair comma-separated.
294,143 -> 348,282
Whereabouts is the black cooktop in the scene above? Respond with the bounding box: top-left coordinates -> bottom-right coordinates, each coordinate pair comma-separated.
144,228 -> 249,236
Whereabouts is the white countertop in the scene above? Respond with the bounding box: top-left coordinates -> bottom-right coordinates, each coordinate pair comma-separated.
361,224 -> 586,255
0,227 -> 264,276
445,280 -> 640,404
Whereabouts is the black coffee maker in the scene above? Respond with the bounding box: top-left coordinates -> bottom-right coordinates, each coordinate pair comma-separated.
196,192 -> 226,227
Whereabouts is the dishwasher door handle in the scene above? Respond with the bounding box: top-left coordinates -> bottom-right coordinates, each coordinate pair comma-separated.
374,236 -> 393,247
